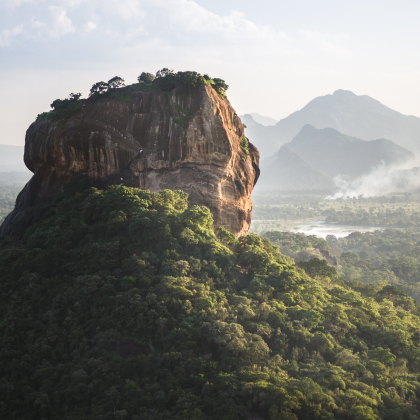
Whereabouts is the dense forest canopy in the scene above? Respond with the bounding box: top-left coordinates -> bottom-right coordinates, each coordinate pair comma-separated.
251,194 -> 420,234
330,229 -> 420,304
263,228 -> 420,307
2,182 -> 420,419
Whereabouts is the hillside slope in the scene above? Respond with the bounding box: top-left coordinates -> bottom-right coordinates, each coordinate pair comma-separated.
247,113 -> 278,126
245,90 -> 420,158
256,145 -> 334,191
2,184 -> 420,419
285,125 -> 413,178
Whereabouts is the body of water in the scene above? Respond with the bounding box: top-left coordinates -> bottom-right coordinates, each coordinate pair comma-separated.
294,220 -> 384,239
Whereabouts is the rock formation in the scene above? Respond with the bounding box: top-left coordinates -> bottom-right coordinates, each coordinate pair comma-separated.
1,84 -> 259,237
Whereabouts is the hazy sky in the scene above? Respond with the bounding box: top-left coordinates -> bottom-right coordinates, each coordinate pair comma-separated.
1,0 -> 420,146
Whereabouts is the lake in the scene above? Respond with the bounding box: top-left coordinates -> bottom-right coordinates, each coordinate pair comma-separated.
293,220 -> 384,239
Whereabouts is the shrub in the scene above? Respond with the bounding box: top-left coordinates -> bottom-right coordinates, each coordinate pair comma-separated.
137,72 -> 155,84
35,92 -> 82,124
240,136 -> 250,159
152,68 -> 229,99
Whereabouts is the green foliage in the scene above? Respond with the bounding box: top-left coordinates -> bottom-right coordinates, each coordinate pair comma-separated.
326,229 -> 420,304
34,92 -> 82,124
251,194 -> 420,234
87,75 -> 162,102
0,185 -> 21,223
172,104 -> 193,128
173,117 -> 185,128
128,81 -> 163,93
325,206 -> 420,227
3,187 -> 420,419
216,226 -> 239,247
89,80 -> 109,96
264,230 -> 330,261
152,68 -> 228,99
107,91 -> 133,103
253,202 -> 321,222
212,78 -> 229,99
240,136 -> 250,159
263,227 -> 420,308
108,76 -> 126,89
89,76 -> 126,97
138,72 -> 155,84
298,258 -> 337,279
34,68 -> 228,127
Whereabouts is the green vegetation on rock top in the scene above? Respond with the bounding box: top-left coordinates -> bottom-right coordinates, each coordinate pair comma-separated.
88,69 -> 229,100
31,69 -> 229,127
34,92 -> 82,124
2,182 -> 420,419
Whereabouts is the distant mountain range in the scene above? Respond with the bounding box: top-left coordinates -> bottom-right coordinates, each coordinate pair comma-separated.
243,90 -> 420,159
247,113 -> 278,126
256,125 -> 413,192
240,114 -> 280,159
0,145 -> 29,172
256,144 -> 335,191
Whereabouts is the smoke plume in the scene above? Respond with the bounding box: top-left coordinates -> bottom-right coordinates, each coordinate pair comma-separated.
326,157 -> 420,199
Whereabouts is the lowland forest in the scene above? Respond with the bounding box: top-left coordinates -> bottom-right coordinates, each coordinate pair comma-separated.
3,70 -> 420,420
3,181 -> 420,420
251,193 -> 420,231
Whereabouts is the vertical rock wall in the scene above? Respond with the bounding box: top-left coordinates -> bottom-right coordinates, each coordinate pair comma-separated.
1,84 -> 259,237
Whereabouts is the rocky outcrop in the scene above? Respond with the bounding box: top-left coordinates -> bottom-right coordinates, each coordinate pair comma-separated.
1,84 -> 259,237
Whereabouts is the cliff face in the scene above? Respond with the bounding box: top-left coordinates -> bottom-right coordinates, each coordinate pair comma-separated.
1,84 -> 259,237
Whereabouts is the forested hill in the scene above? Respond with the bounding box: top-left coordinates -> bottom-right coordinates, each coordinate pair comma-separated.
2,182 -> 420,419
244,90 -> 420,158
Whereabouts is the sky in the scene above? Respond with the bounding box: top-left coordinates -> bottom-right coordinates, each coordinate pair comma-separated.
1,0 -> 420,146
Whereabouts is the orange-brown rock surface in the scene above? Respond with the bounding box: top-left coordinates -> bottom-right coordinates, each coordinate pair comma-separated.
1,84 -> 259,237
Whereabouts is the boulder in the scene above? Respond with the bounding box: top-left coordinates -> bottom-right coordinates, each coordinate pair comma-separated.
1,84 -> 259,237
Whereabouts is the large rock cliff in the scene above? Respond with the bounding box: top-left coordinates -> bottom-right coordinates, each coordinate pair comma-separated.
1,84 -> 259,237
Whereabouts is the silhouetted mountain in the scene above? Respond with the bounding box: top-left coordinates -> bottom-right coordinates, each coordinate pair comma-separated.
256,125 -> 413,192
288,125 -> 413,178
245,90 -> 420,158
256,145 -> 334,191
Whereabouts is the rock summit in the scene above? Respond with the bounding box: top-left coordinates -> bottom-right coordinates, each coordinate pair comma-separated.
1,82 -> 259,237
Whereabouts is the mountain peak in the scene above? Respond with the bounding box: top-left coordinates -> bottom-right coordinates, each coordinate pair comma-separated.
248,112 -> 278,126
243,88 -> 420,158
300,124 -> 318,133
240,113 -> 263,128
287,126 -> 412,178
332,89 -> 357,97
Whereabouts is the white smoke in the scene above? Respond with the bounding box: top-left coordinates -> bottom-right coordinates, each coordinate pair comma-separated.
326,157 -> 420,199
